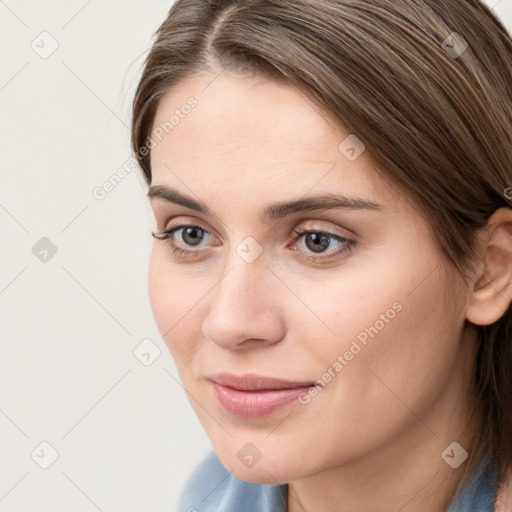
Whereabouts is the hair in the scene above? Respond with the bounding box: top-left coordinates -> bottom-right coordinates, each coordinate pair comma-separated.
131,0 -> 512,506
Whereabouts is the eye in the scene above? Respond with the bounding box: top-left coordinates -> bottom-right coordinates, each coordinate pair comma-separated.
151,223 -> 356,262
152,224 -> 213,257
290,227 -> 355,262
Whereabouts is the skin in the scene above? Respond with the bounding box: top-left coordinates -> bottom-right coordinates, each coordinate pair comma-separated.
147,71 -> 512,512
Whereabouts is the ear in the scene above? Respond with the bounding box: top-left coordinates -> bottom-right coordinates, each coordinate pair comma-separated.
466,207 -> 512,326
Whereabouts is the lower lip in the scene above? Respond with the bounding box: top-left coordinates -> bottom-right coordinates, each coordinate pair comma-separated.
210,381 -> 312,418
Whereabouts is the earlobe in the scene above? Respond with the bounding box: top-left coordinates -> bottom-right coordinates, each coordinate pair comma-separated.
466,208 -> 512,326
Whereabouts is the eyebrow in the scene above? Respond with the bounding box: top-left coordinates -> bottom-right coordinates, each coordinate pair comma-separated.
147,184 -> 383,221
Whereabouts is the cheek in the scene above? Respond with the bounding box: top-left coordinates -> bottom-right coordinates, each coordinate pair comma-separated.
279,260 -> 411,368
311,238 -> 461,370
147,248 -> 172,331
308,261 -> 465,432
290,238 -> 458,377
147,248 -> 201,363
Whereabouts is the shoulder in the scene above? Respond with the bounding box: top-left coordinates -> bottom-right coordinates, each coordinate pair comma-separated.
176,450 -> 287,512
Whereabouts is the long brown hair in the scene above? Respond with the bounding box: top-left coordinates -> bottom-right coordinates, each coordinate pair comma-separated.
131,0 -> 512,505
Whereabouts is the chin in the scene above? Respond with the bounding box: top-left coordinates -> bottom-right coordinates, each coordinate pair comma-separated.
216,447 -> 300,485
231,465 -> 288,485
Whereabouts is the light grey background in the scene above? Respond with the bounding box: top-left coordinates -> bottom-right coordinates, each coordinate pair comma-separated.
1,1 -> 511,510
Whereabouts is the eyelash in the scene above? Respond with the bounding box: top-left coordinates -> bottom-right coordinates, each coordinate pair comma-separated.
151,224 -> 356,262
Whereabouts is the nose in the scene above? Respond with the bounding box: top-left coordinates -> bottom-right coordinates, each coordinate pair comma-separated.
202,257 -> 286,351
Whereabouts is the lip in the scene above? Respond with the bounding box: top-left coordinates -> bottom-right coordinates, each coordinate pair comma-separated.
208,372 -> 315,418
209,372 -> 315,391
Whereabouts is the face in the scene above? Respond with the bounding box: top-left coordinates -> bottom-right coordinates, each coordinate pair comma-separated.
147,71 -> 473,484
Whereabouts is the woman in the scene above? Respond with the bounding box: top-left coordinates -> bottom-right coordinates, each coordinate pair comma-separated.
130,0 -> 512,510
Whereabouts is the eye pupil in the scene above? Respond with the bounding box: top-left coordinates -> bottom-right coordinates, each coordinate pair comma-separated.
182,227 -> 205,246
305,233 -> 330,253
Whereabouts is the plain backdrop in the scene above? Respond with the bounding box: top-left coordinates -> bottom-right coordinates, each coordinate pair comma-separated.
1,1 -> 511,510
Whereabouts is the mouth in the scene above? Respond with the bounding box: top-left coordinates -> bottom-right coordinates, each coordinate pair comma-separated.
208,372 -> 315,418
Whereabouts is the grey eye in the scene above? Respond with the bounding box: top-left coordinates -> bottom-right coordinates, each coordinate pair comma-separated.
179,227 -> 207,246
303,232 -> 332,253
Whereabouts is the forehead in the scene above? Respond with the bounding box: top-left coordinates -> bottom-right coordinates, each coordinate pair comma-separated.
153,72 -> 342,157
149,72 -> 391,204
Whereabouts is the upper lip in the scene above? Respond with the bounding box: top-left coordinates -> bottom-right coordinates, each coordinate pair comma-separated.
208,372 -> 314,391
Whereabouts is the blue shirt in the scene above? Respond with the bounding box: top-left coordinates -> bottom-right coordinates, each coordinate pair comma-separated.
177,450 -> 498,511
